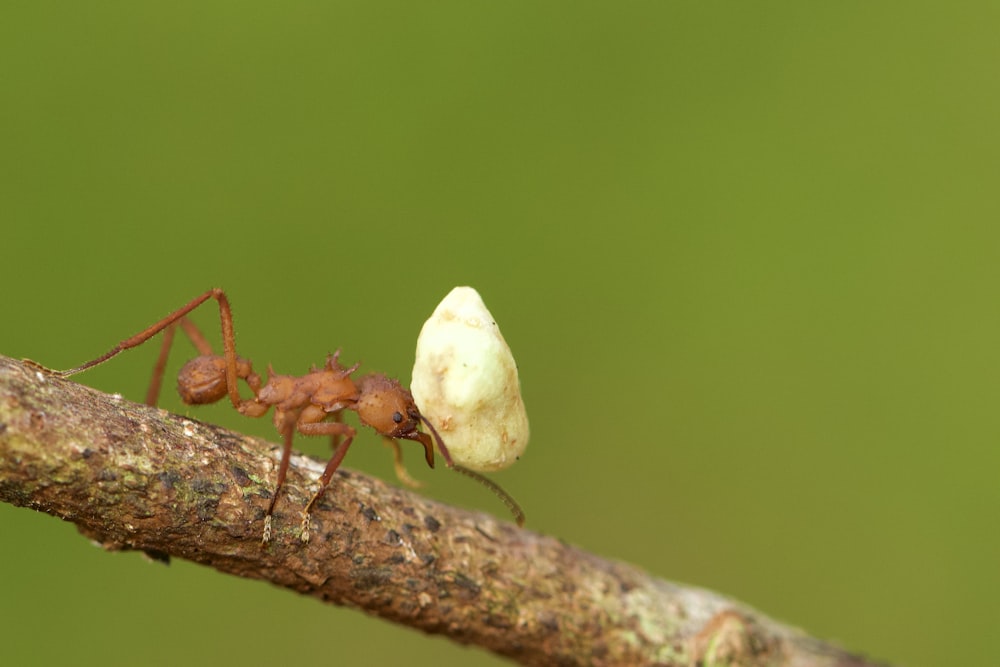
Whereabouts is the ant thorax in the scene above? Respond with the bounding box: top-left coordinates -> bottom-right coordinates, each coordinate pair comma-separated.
256,354 -> 360,413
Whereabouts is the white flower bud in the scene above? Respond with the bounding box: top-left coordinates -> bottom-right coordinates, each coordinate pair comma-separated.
411,287 -> 528,471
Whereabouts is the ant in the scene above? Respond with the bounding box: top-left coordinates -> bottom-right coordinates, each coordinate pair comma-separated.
47,288 -> 524,544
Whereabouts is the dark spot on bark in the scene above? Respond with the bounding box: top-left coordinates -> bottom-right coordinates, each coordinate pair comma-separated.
30,412 -> 45,429
191,478 -> 226,495
401,523 -> 416,536
195,496 -> 220,521
0,422 -> 7,435
405,578 -> 422,591
98,468 -> 117,481
216,431 -> 246,449
452,573 -> 481,597
475,525 -> 498,542
230,466 -> 251,486
484,614 -> 512,629
538,613 -> 560,633
158,471 -> 181,489
189,478 -> 225,520
360,505 -> 379,522
353,554 -> 365,565
0,481 -> 30,506
421,554 -> 435,566
423,515 -> 441,532
387,554 -> 405,564
384,529 -> 402,546
81,447 -> 94,459
352,566 -> 392,590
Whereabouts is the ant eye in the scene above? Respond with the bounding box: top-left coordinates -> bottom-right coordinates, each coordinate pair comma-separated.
392,411 -> 403,424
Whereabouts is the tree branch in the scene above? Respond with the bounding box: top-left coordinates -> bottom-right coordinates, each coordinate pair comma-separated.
0,354 -> 887,667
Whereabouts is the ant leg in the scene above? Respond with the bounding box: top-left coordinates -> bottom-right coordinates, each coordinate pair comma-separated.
328,410 -> 343,451
56,289 -> 219,377
57,288 -> 245,411
298,420 -> 356,543
262,417 -> 296,545
385,438 -> 424,489
145,322 -> 177,406
144,317 -> 216,406
178,316 -> 215,356
260,415 -> 295,546
147,314 -> 233,406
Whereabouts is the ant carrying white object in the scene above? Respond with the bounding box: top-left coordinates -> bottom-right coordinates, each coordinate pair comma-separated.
45,288 -> 525,544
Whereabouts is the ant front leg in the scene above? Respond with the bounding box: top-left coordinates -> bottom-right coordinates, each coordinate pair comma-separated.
385,438 -> 425,489
261,405 -> 357,545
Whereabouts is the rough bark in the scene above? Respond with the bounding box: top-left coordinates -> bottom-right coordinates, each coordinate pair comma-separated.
0,354 -> 888,667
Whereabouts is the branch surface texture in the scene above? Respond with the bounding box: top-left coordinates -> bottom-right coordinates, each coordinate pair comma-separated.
0,355 -> 887,667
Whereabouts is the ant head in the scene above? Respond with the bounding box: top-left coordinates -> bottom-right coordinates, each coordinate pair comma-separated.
356,373 -> 525,528
356,374 -> 424,440
356,374 -> 440,470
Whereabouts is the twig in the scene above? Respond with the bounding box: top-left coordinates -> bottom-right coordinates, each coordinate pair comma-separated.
0,355 -> 888,667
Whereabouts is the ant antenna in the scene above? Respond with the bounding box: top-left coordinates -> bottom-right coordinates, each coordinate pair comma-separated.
450,464 -> 526,527
421,416 -> 525,527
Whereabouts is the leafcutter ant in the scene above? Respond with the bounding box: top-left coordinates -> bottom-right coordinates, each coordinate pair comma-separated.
48,288 -> 525,543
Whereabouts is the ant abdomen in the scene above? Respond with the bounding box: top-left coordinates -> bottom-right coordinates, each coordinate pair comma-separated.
178,355 -> 229,404
178,355 -> 256,405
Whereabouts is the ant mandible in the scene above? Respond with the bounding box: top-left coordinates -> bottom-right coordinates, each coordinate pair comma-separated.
50,288 -> 524,544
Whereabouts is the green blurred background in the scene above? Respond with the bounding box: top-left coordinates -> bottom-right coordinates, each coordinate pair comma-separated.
1,3 -> 996,666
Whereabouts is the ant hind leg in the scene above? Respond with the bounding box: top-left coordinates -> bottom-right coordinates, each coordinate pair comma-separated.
144,322 -> 177,406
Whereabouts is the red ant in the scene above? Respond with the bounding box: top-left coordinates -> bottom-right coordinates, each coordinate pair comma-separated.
49,288 -> 524,543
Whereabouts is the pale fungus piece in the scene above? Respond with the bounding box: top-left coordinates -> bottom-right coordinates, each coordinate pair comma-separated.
411,287 -> 528,472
